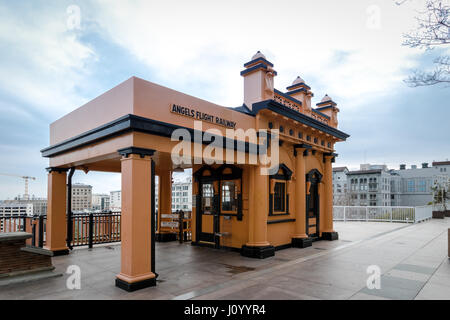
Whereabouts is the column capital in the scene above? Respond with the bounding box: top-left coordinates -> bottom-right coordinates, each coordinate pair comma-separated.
46,167 -> 69,174
323,152 -> 338,163
118,147 -> 155,158
293,144 -> 311,157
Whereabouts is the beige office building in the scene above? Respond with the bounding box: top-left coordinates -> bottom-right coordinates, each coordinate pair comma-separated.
72,183 -> 92,212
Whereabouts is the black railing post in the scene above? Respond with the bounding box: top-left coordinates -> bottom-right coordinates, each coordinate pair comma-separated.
38,215 -> 44,248
22,215 -> 27,232
32,218 -> 36,247
66,167 -> 75,250
179,210 -> 183,243
88,213 -> 94,249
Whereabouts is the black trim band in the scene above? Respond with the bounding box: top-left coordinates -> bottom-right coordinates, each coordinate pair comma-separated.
46,167 -> 69,173
316,100 -> 337,107
243,57 -> 274,68
41,114 -> 264,158
267,218 -> 295,225
286,87 -> 308,95
286,82 -> 311,91
252,100 -> 350,140
118,147 -> 155,158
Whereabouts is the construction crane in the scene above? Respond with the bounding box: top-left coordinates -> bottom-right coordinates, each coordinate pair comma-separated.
0,173 -> 36,200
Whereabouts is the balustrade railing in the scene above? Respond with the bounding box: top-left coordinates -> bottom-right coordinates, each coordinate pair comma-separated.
0,212 -> 121,249
333,205 -> 432,223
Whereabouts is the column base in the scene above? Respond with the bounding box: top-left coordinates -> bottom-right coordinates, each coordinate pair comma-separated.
241,245 -> 275,259
43,248 -> 70,256
115,277 -> 156,292
155,233 -> 177,242
321,232 -> 339,241
291,237 -> 313,248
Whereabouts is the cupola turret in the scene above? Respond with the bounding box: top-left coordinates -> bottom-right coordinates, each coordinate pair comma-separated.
241,51 -> 277,111
316,94 -> 340,127
286,76 -> 314,114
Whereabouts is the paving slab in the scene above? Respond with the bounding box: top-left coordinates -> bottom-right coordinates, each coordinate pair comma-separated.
0,219 -> 449,300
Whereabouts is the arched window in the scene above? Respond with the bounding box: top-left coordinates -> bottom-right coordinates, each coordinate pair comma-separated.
269,164 -> 293,216
194,165 -> 243,220
217,165 -> 243,219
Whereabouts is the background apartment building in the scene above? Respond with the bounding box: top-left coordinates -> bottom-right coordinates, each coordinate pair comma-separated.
0,197 -> 47,216
110,190 -> 121,211
391,161 -> 450,206
0,202 -> 33,216
346,164 -> 392,206
72,183 -> 92,212
333,160 -> 450,207
172,177 -> 192,212
332,167 -> 349,205
92,194 -> 110,212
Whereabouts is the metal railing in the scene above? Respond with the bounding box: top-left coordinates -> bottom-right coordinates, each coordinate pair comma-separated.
160,210 -> 192,242
0,214 -> 27,233
0,212 -> 121,249
0,214 -> 46,246
333,205 -> 432,223
72,212 -> 121,248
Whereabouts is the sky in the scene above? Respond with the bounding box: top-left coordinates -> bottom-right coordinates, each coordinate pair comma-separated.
0,0 -> 449,199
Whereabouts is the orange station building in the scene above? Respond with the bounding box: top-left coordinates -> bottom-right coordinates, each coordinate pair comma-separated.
41,52 -> 349,291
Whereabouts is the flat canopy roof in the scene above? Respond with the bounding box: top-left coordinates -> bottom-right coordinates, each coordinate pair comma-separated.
42,76 -> 349,159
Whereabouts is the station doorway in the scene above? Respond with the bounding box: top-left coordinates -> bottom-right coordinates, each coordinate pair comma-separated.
306,169 -> 322,239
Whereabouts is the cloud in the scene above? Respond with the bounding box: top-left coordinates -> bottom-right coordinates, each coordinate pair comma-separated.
89,0 -> 428,107
0,0 -> 448,199
0,1 -> 97,117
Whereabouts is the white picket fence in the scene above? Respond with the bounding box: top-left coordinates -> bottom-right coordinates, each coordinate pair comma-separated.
333,205 -> 432,223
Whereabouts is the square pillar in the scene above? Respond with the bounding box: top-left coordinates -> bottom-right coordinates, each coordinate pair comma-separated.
241,165 -> 275,259
322,154 -> 338,241
292,145 -> 312,248
44,168 -> 69,255
116,147 -> 156,292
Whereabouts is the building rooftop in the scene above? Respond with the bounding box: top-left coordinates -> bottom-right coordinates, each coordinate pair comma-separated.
432,161 -> 450,166
332,167 -> 348,172
72,183 -> 92,188
346,169 -> 383,175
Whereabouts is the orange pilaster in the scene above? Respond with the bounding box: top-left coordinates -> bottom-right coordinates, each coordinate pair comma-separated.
292,147 -> 311,248
321,155 -> 338,240
44,169 -> 69,255
116,152 -> 156,291
241,165 -> 274,258
322,156 -> 334,233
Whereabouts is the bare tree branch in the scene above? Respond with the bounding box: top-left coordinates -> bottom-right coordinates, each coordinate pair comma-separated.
398,0 -> 450,87
402,0 -> 450,49
404,55 -> 450,86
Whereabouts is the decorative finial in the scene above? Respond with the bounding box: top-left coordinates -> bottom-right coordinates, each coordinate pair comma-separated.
292,76 -> 305,85
252,51 -> 266,60
321,94 -> 332,102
